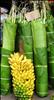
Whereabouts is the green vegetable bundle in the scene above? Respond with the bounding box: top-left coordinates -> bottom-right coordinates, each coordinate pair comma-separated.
46,17 -> 54,88
31,19 -> 48,97
1,15 -> 17,94
15,20 -> 33,60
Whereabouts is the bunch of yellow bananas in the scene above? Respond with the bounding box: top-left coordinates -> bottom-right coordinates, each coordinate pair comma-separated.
8,53 -> 35,100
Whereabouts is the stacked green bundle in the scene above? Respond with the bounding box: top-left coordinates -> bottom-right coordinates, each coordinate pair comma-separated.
15,20 -> 33,60
1,19 -> 17,95
46,17 -> 54,88
31,19 -> 48,97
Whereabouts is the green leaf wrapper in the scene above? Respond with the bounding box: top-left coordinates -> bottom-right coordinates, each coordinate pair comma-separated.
31,19 -> 48,97
1,20 -> 17,95
15,20 -> 33,60
46,17 -> 54,88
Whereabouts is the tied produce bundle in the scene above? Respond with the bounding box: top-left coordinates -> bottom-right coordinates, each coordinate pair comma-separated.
46,16 -> 54,88
31,19 -> 48,97
1,4 -> 17,95
15,17 -> 33,60
9,53 -> 35,100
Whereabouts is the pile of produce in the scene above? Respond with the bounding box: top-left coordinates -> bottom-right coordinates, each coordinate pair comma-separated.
9,53 -> 35,100
0,1 -> 54,99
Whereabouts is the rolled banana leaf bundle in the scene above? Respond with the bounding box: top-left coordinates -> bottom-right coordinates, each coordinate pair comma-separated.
31,19 -> 48,97
15,20 -> 33,60
46,17 -> 54,88
1,18 -> 17,95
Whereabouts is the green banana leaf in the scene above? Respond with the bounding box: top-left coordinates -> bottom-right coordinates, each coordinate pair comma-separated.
46,17 -> 54,88
0,47 -> 1,94
1,19 -> 17,95
31,19 -> 48,97
15,20 -> 33,60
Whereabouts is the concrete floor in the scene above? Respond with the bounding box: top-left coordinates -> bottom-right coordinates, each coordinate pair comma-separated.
1,90 -> 54,100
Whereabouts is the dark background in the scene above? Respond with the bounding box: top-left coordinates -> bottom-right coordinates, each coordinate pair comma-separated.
0,0 -> 29,11
0,0 -> 54,13
0,0 -> 12,11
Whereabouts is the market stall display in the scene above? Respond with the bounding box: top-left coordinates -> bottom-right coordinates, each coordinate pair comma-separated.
0,0 -> 54,99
